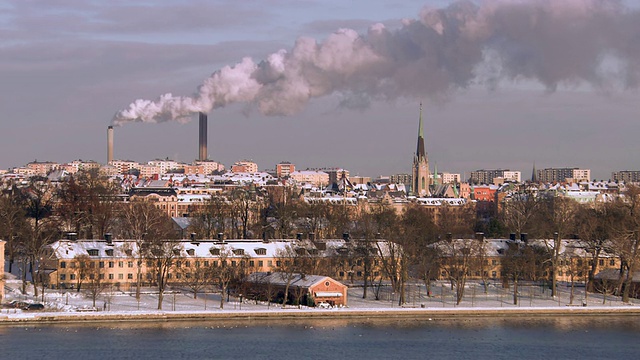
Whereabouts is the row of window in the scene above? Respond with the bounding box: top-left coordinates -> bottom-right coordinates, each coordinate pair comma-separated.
61,261 -> 135,269
60,273 -> 135,281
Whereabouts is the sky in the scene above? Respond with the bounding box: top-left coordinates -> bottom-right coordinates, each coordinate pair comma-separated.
1,0 -> 639,180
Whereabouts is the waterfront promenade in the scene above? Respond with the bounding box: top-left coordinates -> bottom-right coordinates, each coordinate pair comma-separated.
3,278 -> 640,324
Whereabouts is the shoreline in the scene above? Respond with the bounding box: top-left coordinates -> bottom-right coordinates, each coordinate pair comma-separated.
3,306 -> 640,326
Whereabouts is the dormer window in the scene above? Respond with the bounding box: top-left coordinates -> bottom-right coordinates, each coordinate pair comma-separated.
232,249 -> 244,256
186,249 -> 195,256
87,249 -> 99,256
254,248 -> 267,255
105,249 -> 114,256
210,248 -> 221,256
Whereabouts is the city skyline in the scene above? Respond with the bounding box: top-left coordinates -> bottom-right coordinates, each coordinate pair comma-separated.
2,0 -> 640,180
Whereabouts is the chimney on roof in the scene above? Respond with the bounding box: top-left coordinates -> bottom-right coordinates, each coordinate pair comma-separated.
445,233 -> 453,242
217,232 -> 224,242
521,233 -> 528,242
198,112 -> 208,161
342,232 -> 350,242
107,126 -> 114,164
67,232 -> 78,241
104,233 -> 113,245
296,233 -> 303,241
309,233 -> 316,241
190,232 -> 196,241
475,232 -> 484,242
509,233 -> 516,241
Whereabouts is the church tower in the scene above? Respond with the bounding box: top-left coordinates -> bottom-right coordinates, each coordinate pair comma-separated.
412,103 -> 431,196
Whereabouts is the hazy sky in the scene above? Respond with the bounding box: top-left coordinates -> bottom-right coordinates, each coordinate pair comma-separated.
1,0 -> 639,180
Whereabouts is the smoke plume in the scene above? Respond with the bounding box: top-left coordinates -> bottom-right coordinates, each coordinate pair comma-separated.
113,0 -> 640,126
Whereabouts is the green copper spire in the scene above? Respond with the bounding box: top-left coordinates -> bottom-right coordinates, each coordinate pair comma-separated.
434,162 -> 439,186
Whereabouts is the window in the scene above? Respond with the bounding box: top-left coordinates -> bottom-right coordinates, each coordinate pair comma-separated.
492,271 -> 497,277
210,248 -> 220,256
492,260 -> 497,265
187,249 -> 195,256
233,249 -> 244,256
231,261 -> 237,267
88,249 -> 99,256
108,261 -> 115,268
89,274 -> 95,280
610,259 -> 615,266
118,274 -> 124,280
267,260 -> 273,267
599,259 -> 604,266
99,261 -> 105,268
118,261 -> 124,268
249,260 -> 255,267
60,274 -> 66,280
99,274 -> 105,280
176,261 -> 182,268
128,261 -> 134,268
185,261 -> 190,268
60,261 -> 66,268
109,274 -> 114,280
105,249 -> 114,256
204,261 -> 209,267
258,260 -> 263,267
254,248 -> 267,255
128,273 -> 133,280
70,274 -> 76,280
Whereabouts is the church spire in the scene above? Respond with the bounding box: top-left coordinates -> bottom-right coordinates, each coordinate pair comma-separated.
412,102 -> 431,197
416,102 -> 426,160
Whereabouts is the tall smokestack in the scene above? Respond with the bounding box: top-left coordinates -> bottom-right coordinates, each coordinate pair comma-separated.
198,112 -> 207,161
107,126 -> 114,164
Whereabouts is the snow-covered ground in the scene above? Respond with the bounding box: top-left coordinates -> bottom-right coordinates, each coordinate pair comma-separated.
3,274 -> 638,317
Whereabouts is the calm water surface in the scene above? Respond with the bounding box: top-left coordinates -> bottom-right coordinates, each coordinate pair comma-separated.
1,316 -> 639,360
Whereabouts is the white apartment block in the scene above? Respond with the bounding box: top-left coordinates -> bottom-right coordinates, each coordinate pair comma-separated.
194,160 -> 225,174
432,172 -> 461,184
148,159 -> 181,174
290,170 -> 330,187
109,160 -> 140,175
231,160 -> 258,173
502,171 -> 521,183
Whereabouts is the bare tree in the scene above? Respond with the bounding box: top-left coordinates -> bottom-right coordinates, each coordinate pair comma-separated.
211,249 -> 237,309
189,196 -> 228,239
610,186 -> 640,302
274,244 -> 303,307
143,228 -> 182,310
540,196 -> 578,297
116,201 -> 172,300
178,257 -> 212,299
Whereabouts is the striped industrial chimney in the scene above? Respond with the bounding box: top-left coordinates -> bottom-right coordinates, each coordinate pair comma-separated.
198,112 -> 207,161
107,126 -> 114,164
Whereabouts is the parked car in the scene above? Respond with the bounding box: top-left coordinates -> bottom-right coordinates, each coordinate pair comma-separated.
23,303 -> 45,311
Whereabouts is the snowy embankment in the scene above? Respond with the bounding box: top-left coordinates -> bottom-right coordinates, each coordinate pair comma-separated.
4,277 -> 640,325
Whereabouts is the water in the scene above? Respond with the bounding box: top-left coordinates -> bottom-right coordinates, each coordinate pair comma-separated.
1,316 -> 639,360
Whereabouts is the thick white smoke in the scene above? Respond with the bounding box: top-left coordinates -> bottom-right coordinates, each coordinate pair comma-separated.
113,0 -> 640,126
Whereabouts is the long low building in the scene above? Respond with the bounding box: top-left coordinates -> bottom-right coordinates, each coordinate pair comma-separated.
42,236 -> 393,292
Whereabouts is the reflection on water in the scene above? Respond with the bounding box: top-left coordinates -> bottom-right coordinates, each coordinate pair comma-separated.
1,316 -> 639,360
